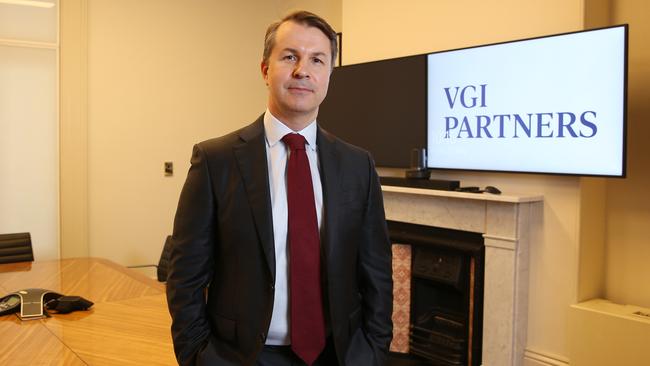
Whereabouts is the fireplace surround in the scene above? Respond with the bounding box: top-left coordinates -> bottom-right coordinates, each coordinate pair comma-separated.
382,185 -> 543,366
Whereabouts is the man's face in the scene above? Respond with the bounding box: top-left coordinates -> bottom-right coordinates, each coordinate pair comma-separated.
261,21 -> 332,127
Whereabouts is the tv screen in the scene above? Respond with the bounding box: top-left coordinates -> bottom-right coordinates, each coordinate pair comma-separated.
427,25 -> 628,176
318,55 -> 427,168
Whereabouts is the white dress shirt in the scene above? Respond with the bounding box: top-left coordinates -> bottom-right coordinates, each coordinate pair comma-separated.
263,110 -> 324,345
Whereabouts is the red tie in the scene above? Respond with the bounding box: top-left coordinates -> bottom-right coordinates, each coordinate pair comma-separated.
282,133 -> 325,365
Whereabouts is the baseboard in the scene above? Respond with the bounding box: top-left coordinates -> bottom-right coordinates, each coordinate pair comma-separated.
523,348 -> 570,366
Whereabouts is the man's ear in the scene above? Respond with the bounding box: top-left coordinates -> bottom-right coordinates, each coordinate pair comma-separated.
261,61 -> 269,85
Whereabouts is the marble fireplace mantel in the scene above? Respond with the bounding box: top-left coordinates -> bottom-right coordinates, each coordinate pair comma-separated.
382,185 -> 543,366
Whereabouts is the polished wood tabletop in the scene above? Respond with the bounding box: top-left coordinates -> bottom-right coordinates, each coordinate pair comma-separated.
0,258 -> 177,365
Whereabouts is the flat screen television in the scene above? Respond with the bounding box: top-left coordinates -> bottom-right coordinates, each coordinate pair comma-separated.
427,25 -> 628,177
319,25 -> 627,177
318,55 -> 427,168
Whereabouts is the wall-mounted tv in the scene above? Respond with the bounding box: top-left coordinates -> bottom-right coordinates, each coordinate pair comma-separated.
427,25 -> 627,177
318,25 -> 627,177
318,55 -> 427,168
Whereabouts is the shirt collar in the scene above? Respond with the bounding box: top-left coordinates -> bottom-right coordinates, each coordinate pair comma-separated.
263,109 -> 318,151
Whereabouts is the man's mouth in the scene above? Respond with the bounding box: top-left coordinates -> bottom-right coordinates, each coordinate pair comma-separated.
287,85 -> 313,93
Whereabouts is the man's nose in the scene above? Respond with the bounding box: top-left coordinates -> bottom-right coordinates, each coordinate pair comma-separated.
292,61 -> 310,79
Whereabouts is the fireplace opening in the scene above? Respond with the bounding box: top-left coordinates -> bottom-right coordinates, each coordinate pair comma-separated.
387,220 -> 485,366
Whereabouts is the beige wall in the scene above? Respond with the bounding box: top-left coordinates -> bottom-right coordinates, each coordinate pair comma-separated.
60,0 -> 89,258
342,0 -> 584,65
605,0 -> 650,308
60,0 -> 341,265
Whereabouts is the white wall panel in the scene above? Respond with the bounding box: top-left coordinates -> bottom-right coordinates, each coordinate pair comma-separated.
0,45 -> 59,260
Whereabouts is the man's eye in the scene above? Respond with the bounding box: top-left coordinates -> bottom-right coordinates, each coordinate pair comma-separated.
313,58 -> 324,64
283,55 -> 297,61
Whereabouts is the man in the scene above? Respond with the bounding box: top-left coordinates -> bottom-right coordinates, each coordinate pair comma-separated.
166,11 -> 392,366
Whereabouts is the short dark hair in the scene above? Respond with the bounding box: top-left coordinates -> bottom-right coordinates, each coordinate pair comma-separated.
263,10 -> 338,68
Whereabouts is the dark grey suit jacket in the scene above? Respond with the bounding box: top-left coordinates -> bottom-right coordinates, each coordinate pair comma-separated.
166,116 -> 393,366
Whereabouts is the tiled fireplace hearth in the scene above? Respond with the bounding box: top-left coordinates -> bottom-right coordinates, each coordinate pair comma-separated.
382,185 -> 543,366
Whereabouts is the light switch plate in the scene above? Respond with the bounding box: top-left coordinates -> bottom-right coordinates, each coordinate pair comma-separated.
164,162 -> 173,176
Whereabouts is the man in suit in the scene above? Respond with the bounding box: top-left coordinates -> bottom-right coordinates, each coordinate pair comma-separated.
166,10 -> 392,366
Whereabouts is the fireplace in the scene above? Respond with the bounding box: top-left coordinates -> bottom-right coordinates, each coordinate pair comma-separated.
388,220 -> 485,366
381,185 -> 543,366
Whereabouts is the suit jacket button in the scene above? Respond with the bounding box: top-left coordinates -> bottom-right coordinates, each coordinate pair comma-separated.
260,332 -> 266,341
270,283 -> 275,291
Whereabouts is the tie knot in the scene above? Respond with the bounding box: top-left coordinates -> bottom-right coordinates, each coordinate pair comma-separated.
282,133 -> 307,151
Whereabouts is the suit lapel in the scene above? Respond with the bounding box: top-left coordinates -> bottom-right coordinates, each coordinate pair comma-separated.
317,127 -> 342,267
233,117 -> 276,281
233,121 -> 341,282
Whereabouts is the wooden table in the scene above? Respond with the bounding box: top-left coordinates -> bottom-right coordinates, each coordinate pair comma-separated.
0,258 -> 177,365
